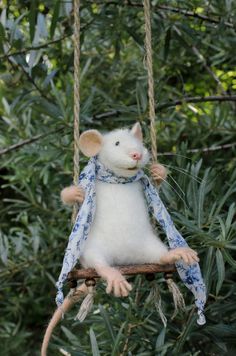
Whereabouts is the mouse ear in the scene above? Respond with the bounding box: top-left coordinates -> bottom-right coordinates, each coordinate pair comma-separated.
131,122 -> 143,142
79,130 -> 103,157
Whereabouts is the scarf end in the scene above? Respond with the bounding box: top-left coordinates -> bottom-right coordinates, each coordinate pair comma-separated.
197,309 -> 206,325
55,289 -> 64,307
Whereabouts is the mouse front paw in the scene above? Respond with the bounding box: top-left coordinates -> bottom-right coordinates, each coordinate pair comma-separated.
150,163 -> 167,185
160,247 -> 199,265
61,185 -> 85,205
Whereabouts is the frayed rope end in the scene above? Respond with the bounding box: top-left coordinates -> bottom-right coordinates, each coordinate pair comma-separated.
74,285 -> 95,322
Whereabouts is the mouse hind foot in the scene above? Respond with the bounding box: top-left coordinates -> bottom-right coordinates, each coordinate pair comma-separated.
95,265 -> 132,297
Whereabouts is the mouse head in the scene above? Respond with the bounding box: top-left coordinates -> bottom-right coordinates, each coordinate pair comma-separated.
79,122 -> 150,177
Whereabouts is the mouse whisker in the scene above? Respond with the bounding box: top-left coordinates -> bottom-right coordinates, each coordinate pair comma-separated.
158,176 -> 189,208
157,152 -> 196,162
164,164 -> 205,184
154,163 -> 204,184
167,174 -> 185,197
146,169 -> 188,208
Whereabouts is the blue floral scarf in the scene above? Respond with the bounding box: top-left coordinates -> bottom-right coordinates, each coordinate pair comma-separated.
56,157 -> 206,325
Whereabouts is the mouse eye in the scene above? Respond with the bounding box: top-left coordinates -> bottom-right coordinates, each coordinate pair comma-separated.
115,141 -> 120,146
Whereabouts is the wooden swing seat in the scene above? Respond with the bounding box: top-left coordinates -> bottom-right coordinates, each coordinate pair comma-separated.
68,263 -> 176,283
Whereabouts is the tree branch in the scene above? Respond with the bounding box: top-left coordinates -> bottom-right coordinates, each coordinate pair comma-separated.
91,94 -> 236,117
158,142 -> 236,156
173,25 -> 227,95
87,1 -> 236,30
0,35 -> 71,60
1,127 -> 235,158
6,55 -> 51,101
157,94 -> 236,110
156,4 -> 235,29
93,109 -> 121,120
0,127 -> 64,156
0,19 -> 94,61
1,95 -> 236,157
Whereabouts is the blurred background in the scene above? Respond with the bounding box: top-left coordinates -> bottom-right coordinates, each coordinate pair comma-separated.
0,0 -> 236,355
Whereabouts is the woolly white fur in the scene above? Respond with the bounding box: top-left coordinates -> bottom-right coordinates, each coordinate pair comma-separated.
80,128 -> 168,268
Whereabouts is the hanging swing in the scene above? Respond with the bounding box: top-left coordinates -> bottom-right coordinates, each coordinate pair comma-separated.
68,0 -> 180,314
41,1 -> 206,355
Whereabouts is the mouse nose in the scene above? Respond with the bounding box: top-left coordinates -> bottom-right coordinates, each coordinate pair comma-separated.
130,152 -> 142,161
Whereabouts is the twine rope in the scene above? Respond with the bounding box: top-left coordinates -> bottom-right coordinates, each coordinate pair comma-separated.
73,0 -> 81,222
143,0 -> 157,163
142,3 -> 186,311
72,0 -> 157,215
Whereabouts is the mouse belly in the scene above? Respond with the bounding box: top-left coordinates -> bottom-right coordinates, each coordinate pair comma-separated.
80,181 -> 168,267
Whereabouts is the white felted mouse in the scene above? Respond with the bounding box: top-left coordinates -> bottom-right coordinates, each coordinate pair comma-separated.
41,123 -> 206,356
59,123 -> 199,298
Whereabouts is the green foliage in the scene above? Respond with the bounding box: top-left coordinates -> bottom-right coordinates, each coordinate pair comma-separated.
0,0 -> 236,355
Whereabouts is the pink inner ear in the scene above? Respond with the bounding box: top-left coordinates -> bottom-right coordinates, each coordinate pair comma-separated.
78,130 -> 103,157
131,122 -> 143,142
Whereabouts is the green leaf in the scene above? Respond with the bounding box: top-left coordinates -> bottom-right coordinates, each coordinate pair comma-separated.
61,325 -> 79,343
111,322 -> 126,356
174,312 -> 196,353
50,0 -> 60,39
218,217 -> 226,241
197,168 -> 210,227
216,249 -> 225,295
136,81 -> 147,115
99,304 -> 115,343
205,324 -> 236,337
0,233 -> 9,265
0,23 -> 5,53
222,250 -> 236,269
225,203 -> 235,234
29,0 -> 37,42
89,328 -> 101,356
9,12 -> 27,44
50,80 -> 66,118
155,327 -> 166,349
163,27 -> 171,61
203,246 -> 214,291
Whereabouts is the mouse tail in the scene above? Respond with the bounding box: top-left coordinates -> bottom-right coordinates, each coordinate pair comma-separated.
41,282 -> 87,356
